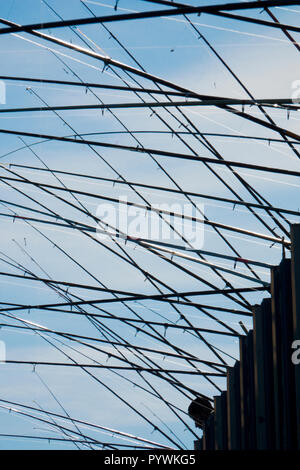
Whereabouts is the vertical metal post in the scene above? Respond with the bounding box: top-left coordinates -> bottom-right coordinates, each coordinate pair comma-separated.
240,331 -> 256,449
253,298 -> 275,449
291,224 -> 300,449
271,265 -> 283,449
227,361 -> 241,450
214,393 -> 227,450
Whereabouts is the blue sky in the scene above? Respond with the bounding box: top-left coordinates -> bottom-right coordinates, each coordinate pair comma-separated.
0,0 -> 299,450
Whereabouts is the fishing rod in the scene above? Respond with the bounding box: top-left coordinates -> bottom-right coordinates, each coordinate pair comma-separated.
10,163 -> 300,218
0,97 -> 298,114
0,1 -> 299,35
3,359 -> 227,375
7,3 -> 296,266
1,15 -> 299,146
0,284 -> 267,314
0,159 -> 258,334
0,247 -> 215,406
0,201 -> 229,388
1,129 -> 299,176
26,80 -> 249,345
76,7 -> 266,303
1,195 -> 233,373
0,402 -> 168,448
0,75 -> 197,97
142,0 -> 300,34
0,320 -> 229,368
0,173 -> 290,247
82,1 -> 291,248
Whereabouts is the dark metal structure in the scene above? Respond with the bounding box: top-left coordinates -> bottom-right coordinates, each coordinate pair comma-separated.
196,224 -> 300,450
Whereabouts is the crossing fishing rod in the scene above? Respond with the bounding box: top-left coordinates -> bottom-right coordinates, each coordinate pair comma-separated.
0,208 -> 262,320
0,284 -> 267,314
48,8 -> 267,301
0,196 -> 292,263
81,0 -> 292,249
2,308 -> 204,441
0,201 -> 232,382
81,1 -> 294,248
0,172 -> 290,248
1,16 -> 299,145
10,163 -> 300,218
26,79 -> 255,328
0,247 -> 218,405
0,309 -> 239,336
0,98 -> 298,113
77,0 -> 295,248
0,401 -> 170,448
0,129 -> 299,176
0,191 -> 236,371
0,163 -> 260,321
0,75 -> 194,97
9,0 -> 292,280
0,319 -> 230,368
2,74 -> 299,111
0,201 -> 271,287
0,434 -> 141,448
141,0 -> 300,33
0,1 -> 299,35
3,359 -> 227,376
6,130 -> 300,145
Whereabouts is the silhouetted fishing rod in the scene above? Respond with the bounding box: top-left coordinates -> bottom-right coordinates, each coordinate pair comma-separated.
29,40 -> 258,314
0,75 -> 203,97
0,434 -> 143,448
204,10 -> 300,34
0,163 -> 254,339
1,129 -> 299,175
1,200 -> 231,374
0,73 -> 251,378
26,78 -> 251,334
3,359 -> 227,376
138,241 -> 269,285
260,0 -> 300,53
0,318 -> 239,338
11,163 -> 300,218
0,406 -> 116,449
0,1 -> 298,34
1,97 -> 298,114
131,239 -> 274,269
0,284 -> 267,314
0,173 -> 289,249
2,319 -> 227,368
1,16 -> 299,146
1,304 -> 204,437
34,335 -> 186,449
82,3 -> 288,268
0,402 -> 166,448
0,209 -> 224,386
